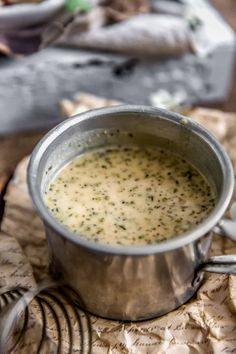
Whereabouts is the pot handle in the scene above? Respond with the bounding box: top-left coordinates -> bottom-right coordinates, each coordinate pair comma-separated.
201,211 -> 236,274
213,219 -> 236,241
201,255 -> 236,274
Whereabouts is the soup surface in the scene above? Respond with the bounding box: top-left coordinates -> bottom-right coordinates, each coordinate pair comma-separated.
44,146 -> 215,246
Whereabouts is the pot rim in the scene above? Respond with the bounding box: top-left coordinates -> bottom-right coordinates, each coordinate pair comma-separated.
28,105 -> 235,256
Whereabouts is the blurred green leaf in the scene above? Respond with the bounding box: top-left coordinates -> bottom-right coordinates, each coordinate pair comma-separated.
65,0 -> 91,13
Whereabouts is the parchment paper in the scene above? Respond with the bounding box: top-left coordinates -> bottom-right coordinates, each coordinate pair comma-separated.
0,98 -> 236,353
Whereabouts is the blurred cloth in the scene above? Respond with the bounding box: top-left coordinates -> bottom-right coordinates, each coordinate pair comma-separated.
1,0 -> 234,59
42,0 -> 192,57
51,14 -> 191,57
41,0 -> 234,58
0,0 -> 192,57
0,0 -> 149,55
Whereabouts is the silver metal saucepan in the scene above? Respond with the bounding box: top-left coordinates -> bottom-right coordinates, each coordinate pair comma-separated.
28,106 -> 236,321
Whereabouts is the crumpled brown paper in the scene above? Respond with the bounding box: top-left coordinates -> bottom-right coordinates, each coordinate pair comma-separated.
0,97 -> 236,353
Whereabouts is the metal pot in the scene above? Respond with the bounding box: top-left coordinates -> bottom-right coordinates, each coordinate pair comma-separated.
28,106 -> 236,321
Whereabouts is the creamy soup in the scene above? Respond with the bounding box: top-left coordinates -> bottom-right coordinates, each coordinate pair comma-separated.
44,146 -> 215,246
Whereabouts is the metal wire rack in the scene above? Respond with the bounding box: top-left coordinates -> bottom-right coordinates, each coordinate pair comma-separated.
0,283 -> 92,354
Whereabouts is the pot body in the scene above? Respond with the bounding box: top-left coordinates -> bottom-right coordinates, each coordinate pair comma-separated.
46,225 -> 212,320
28,106 -> 234,321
